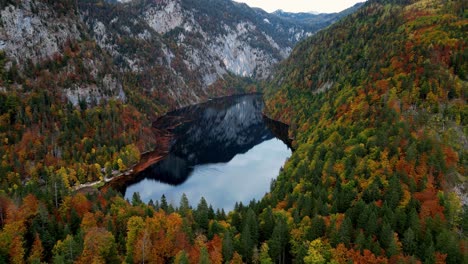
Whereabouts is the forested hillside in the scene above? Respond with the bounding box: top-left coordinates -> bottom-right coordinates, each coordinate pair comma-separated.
0,0 -> 335,191
265,0 -> 467,262
0,0 -> 465,263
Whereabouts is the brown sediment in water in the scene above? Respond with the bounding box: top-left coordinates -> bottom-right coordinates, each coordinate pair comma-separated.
101,116 -> 182,192
100,94 -> 292,194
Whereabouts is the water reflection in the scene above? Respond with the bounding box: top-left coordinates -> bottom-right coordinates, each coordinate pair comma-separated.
124,94 -> 291,211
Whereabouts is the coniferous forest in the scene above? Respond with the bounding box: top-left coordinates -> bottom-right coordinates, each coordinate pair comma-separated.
0,0 -> 466,263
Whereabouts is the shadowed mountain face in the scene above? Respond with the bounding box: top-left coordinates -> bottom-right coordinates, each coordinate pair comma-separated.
123,95 -> 291,210
136,94 -> 279,185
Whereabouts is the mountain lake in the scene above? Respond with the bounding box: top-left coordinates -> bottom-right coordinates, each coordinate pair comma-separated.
122,94 -> 292,212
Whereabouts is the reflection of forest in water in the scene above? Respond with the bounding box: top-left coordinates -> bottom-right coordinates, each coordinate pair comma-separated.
122,94 -> 291,210
134,94 -> 287,186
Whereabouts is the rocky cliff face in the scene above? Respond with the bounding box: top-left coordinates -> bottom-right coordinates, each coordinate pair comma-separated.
80,0 -> 321,106
0,2 -> 79,63
0,0 -> 340,107
0,0 -> 125,105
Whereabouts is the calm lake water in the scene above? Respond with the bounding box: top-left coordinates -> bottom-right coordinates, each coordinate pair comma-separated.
124,94 -> 291,212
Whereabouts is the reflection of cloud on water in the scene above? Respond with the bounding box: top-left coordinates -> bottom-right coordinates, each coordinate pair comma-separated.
195,166 -> 223,175
126,138 -> 291,212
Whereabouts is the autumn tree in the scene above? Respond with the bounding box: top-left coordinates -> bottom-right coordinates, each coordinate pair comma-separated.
77,227 -> 119,264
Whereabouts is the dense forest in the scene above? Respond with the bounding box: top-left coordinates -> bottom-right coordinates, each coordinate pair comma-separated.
0,0 -> 466,263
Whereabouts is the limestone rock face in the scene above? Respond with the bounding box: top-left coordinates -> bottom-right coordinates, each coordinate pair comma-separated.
0,0 -> 337,106
0,0 -> 80,63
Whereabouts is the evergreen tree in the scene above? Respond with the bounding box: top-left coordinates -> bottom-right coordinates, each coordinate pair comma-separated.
231,211 -> 242,232
385,175 -> 402,208
362,180 -> 381,202
208,205 -> 215,220
423,243 -> 436,264
355,231 -> 366,252
301,195 -> 313,217
407,208 -> 420,234
222,231 -> 234,262
420,231 -> 434,262
259,206 -> 274,241
160,194 -> 168,212
239,209 -> 259,261
357,205 -> 370,230
195,197 -> 209,231
241,222 -> 254,261
365,211 -> 378,236
436,230 -> 462,264
403,228 -> 416,256
394,208 -> 407,234
307,215 -> 326,240
245,208 -> 259,245
179,193 -> 190,217
338,217 -> 353,247
268,215 -> 289,264
131,192 -> 143,206
379,220 -> 393,249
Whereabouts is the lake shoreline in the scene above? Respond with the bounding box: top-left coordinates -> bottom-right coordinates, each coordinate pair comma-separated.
76,92 -> 290,195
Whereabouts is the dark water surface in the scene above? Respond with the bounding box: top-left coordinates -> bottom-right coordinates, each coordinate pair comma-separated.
124,94 -> 291,212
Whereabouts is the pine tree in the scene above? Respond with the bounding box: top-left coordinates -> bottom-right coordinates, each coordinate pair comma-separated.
357,205 -> 370,230
402,228 -> 416,256
339,217 -> 353,247
420,231 -> 435,263
385,175 -> 402,208
355,231 -> 366,252
307,215 -> 326,240
230,211 -> 242,233
379,220 -> 393,249
239,208 -> 259,261
179,193 -> 190,217
195,197 -> 209,231
436,230 -> 462,264
407,208 -> 420,234
365,211 -> 378,236
160,194 -> 168,212
259,206 -> 274,241
222,231 -> 234,262
268,215 -> 289,264
241,223 -> 253,262
131,192 -> 143,206
387,235 -> 399,258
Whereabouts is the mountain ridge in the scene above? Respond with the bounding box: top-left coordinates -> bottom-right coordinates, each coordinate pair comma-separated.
1,0 -> 343,108
0,0 -> 352,193
272,2 -> 364,27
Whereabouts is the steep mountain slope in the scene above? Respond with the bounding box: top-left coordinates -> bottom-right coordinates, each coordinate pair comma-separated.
0,0 -> 339,190
79,0 -> 320,106
0,0 -> 466,263
272,2 -> 364,30
264,0 -> 466,262
0,0 -> 336,107
0,0 -> 156,192
0,0 -> 125,104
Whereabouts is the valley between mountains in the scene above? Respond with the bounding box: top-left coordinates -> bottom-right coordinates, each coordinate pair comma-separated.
0,0 -> 466,263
